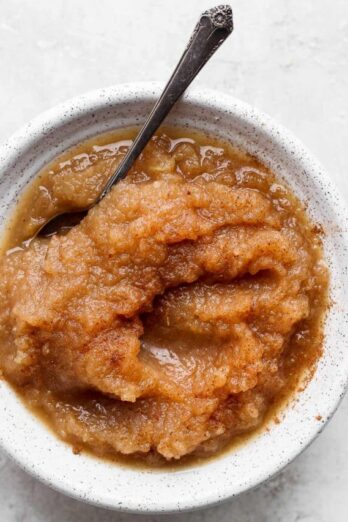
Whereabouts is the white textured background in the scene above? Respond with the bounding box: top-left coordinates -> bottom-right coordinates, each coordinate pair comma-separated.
0,0 -> 347,521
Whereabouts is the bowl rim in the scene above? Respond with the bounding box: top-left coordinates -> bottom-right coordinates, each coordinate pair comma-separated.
0,81 -> 347,514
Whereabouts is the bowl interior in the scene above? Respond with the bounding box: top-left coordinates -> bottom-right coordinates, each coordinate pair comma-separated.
0,83 -> 347,514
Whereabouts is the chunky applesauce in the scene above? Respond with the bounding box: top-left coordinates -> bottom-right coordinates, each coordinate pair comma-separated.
0,128 -> 328,465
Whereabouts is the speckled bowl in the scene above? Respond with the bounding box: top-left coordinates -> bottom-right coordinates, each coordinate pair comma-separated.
0,83 -> 347,514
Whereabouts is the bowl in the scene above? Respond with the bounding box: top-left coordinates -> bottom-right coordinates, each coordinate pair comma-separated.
0,82 -> 347,514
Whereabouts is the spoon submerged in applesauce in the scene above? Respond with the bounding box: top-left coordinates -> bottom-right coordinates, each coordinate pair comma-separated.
37,5 -> 233,237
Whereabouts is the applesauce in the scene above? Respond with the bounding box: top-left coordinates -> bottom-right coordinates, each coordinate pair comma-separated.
0,128 -> 328,466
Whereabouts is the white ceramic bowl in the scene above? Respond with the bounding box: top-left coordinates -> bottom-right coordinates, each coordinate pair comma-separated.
0,83 -> 347,514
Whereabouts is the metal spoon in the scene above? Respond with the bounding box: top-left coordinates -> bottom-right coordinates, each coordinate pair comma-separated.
38,5 -> 233,237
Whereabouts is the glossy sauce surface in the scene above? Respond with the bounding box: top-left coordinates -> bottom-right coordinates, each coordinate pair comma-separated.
0,128 -> 328,466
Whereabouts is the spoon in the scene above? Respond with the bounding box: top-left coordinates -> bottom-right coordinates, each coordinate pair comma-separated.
38,5 -> 233,237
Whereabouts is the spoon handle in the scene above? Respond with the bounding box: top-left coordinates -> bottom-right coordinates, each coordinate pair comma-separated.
98,5 -> 233,200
